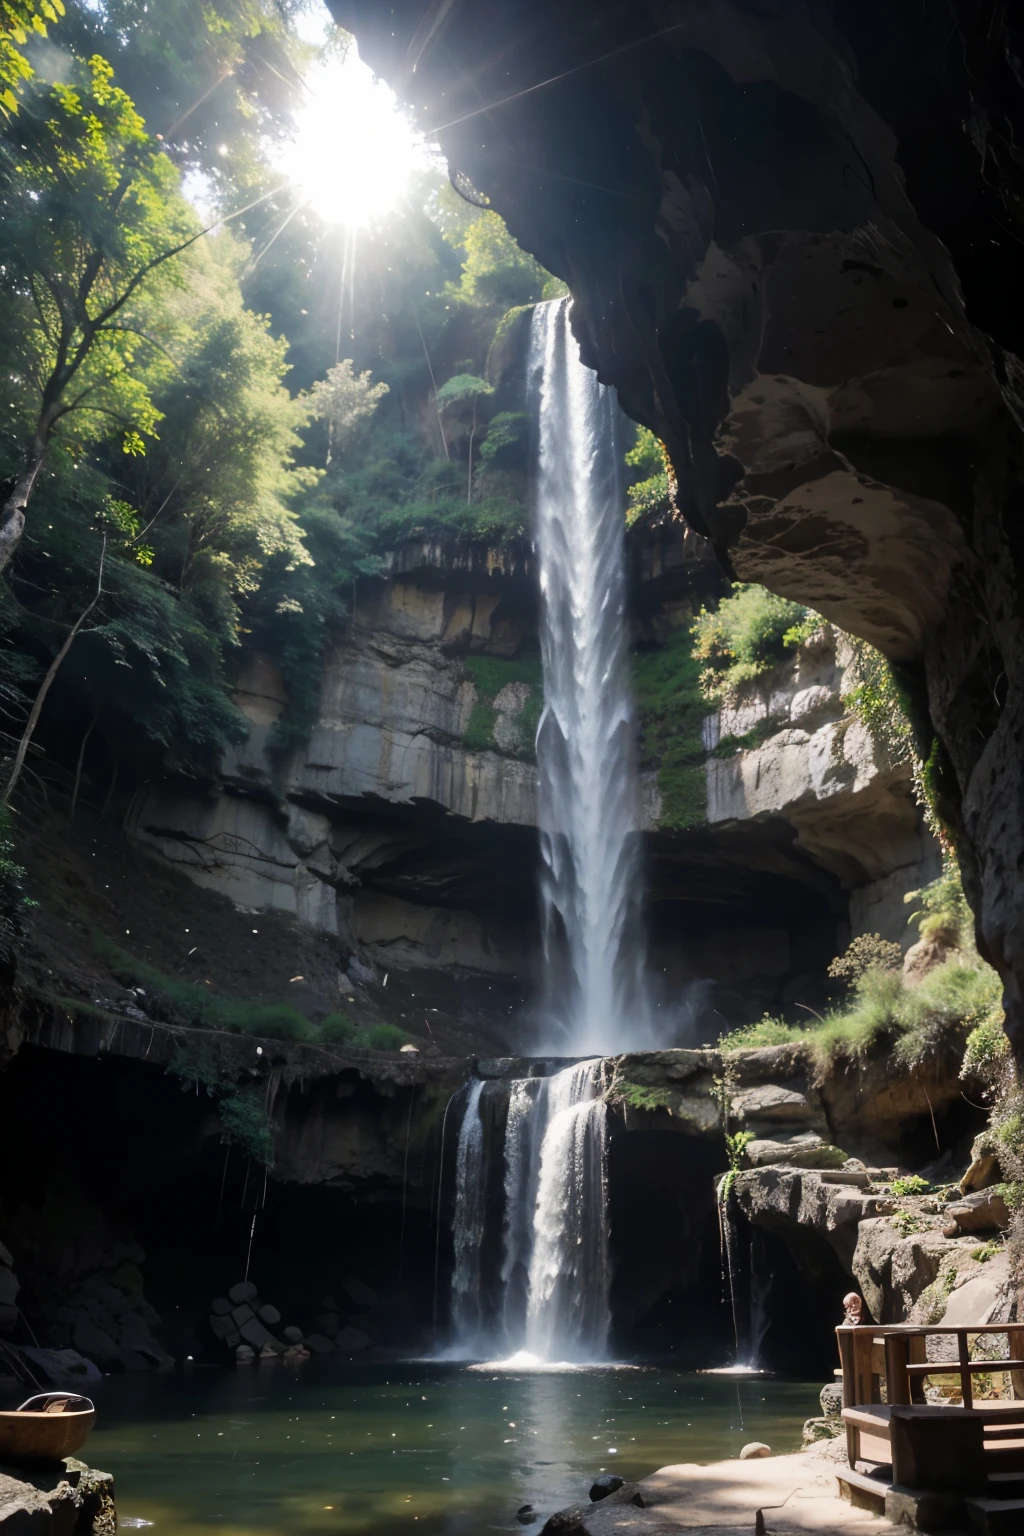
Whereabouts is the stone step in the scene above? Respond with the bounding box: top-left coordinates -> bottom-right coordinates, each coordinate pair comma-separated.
966,1496 -> 1024,1535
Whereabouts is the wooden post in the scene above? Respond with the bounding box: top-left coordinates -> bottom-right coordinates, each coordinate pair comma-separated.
884,1333 -> 912,1407
1008,1326 -> 1024,1400
908,1334 -> 928,1404
958,1331 -> 974,1410
837,1328 -> 855,1409
851,1328 -> 876,1406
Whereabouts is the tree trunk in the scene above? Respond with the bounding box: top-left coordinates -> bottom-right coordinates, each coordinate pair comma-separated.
0,451 -> 45,573
3,537 -> 107,803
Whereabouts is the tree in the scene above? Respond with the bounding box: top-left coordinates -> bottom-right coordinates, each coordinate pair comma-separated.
435,373 -> 493,502
307,359 -> 389,466
1,0 -> 62,117
0,52 -> 204,571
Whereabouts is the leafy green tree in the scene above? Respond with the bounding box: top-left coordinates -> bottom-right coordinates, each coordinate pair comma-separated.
1,0 -> 62,116
307,358 -> 389,465
0,51 -> 203,569
435,373 -> 494,501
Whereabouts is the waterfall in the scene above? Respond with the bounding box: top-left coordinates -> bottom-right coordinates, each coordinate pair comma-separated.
530,296 -> 650,1055
523,1062 -> 610,1360
450,1081 -> 487,1348
449,298 -> 647,1362
449,1060 -> 609,1362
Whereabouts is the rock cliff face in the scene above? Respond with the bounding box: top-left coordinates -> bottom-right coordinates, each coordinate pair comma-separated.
126,540 -> 935,1029
328,0 -> 1024,1057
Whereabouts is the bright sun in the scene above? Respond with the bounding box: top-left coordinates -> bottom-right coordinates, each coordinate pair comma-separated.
275,41 -> 432,228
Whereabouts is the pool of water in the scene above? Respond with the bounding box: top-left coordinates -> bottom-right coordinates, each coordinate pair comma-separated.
87,1361 -> 819,1535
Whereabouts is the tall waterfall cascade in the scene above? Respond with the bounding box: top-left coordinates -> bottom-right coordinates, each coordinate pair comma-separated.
531,297 -> 652,1056
448,299 -> 653,1362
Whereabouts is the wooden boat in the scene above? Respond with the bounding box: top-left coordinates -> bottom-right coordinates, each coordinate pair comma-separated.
0,1393 -> 96,1462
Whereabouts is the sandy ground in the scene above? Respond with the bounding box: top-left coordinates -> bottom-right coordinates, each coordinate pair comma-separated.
553,1447 -> 892,1535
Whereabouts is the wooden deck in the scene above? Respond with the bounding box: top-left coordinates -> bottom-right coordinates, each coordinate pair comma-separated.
836,1322 -> 1024,1522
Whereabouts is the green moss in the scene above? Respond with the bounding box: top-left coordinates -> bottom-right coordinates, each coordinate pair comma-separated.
890,1175 -> 930,1197
92,932 -> 315,1040
633,628 -> 707,829
614,1080 -> 674,1112
462,653 -> 543,759
318,1013 -> 408,1051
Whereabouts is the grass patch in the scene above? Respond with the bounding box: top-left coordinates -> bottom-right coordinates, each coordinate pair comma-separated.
463,653 -> 543,758
92,932 -> 315,1040
720,957 -> 1002,1078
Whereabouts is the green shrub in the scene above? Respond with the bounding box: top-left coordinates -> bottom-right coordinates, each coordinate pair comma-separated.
963,1014 -> 1012,1081
319,1012 -> 357,1045
692,584 -> 818,699
92,933 -> 315,1040
218,1086 -> 275,1165
613,1080 -> 674,1112
845,640 -> 914,767
828,934 -> 903,986
360,1022 -> 409,1051
890,1175 -> 930,1197
906,853 -> 975,947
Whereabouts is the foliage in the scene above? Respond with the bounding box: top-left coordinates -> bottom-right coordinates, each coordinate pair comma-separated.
166,1040 -> 274,1164
0,52 -> 199,500
692,585 -> 818,699
624,427 -> 671,525
217,1086 -> 274,1164
971,1241 -> 1001,1263
962,1013 -> 1011,1083
891,1208 -> 924,1238
906,852 -> 975,947
307,359 -> 389,462
1,0 -> 63,116
890,1175 -> 930,1197
633,627 -> 707,829
93,932 -> 315,1038
726,1129 -> 755,1169
435,373 -> 493,412
844,639 -> 915,767
719,1016 -> 805,1051
318,1012 -> 408,1051
828,933 -> 903,986
462,653 -> 542,758
445,207 -> 550,310
720,957 -> 1001,1077
478,411 -> 529,469
613,1080 -> 674,1113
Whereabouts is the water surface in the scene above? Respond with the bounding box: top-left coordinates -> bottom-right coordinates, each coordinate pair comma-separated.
89,1361 -> 818,1534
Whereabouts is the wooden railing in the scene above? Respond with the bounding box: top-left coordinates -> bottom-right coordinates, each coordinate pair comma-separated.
837,1322 -> 1024,1410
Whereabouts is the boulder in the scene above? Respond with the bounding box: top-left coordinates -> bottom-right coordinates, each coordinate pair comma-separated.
589,1476 -> 624,1501
943,1189 -> 1010,1236
72,1319 -> 123,1369
730,1084 -> 818,1127
313,1311 -> 341,1338
230,1303 -> 256,1327
305,1333 -> 335,1355
341,1276 -> 377,1308
211,1297 -> 233,1316
210,1313 -> 236,1340
335,1326 -> 371,1352
959,1151 -> 1002,1195
236,1343 -> 255,1363
258,1303 -> 281,1326
17,1346 -> 102,1384
238,1317 -> 276,1351
109,1260 -> 145,1298
941,1257 -> 1011,1326
802,1417 -> 841,1444
739,1442 -> 772,1459
744,1133 -> 846,1169
283,1325 -> 304,1344
820,1381 -> 843,1419
228,1280 -> 259,1304
0,1239 -> 13,1266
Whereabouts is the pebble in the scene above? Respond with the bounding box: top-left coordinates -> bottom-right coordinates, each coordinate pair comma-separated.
740,1442 -> 772,1459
